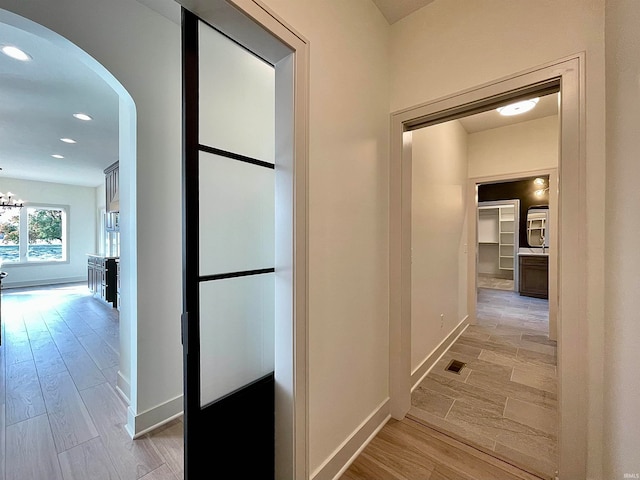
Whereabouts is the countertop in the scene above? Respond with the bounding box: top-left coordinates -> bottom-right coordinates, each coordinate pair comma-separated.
87,254 -> 120,259
517,247 -> 549,257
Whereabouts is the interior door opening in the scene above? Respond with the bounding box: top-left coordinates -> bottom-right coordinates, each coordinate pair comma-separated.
389,60 -> 588,476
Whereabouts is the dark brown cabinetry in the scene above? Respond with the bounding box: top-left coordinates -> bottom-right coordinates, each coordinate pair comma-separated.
116,259 -> 121,311
518,255 -> 548,299
88,255 -> 118,308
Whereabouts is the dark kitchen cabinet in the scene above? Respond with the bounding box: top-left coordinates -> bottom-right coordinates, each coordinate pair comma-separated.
87,255 -> 118,308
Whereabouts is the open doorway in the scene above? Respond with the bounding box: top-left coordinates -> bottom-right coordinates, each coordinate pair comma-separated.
0,8 -> 139,477
405,92 -> 559,478
390,56 -> 588,479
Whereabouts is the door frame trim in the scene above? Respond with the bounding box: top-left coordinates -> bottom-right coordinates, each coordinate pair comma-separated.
178,1 -> 309,478
389,54 -> 587,479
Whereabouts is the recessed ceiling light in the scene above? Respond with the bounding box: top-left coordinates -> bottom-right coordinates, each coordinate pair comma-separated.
73,113 -> 92,121
1,45 -> 31,61
60,138 -> 77,144
51,154 -> 64,159
496,98 -> 539,116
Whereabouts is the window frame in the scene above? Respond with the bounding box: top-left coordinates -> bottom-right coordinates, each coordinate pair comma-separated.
0,203 -> 70,266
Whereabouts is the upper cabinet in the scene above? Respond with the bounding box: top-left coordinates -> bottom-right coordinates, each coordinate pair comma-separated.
104,161 -> 119,213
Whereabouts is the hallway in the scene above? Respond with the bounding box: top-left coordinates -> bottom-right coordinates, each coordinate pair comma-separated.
0,283 -> 184,480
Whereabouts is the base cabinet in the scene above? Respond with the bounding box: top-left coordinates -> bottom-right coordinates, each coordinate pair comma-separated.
88,255 -> 118,308
519,255 -> 548,299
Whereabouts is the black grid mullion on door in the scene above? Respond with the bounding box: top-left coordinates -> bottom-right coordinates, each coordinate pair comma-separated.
197,143 -> 275,283
200,268 -> 275,283
199,144 -> 274,170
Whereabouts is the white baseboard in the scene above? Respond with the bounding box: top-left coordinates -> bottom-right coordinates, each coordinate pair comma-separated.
411,315 -> 470,390
125,394 -> 184,439
1,276 -> 86,289
311,398 -> 390,480
116,370 -> 131,405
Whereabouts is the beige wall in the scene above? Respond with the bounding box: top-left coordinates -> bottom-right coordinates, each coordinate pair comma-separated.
391,2 -> 605,477
410,121 -> 468,371
604,1 -> 640,477
468,115 -> 559,178
260,0 -> 391,473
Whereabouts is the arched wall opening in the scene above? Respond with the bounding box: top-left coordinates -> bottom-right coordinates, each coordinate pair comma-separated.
0,7 -> 138,426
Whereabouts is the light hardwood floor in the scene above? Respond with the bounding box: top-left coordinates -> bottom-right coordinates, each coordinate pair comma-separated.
1,283 -> 551,480
0,283 -> 184,480
341,417 -> 543,480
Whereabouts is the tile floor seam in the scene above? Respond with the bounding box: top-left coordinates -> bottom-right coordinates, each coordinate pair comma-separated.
444,398 -> 456,420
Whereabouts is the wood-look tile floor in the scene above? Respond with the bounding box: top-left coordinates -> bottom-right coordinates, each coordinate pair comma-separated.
476,276 -> 514,291
0,283 -> 184,480
408,288 -> 557,479
341,418 -> 543,480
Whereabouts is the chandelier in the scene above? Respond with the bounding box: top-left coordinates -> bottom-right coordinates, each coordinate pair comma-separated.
0,191 -> 24,210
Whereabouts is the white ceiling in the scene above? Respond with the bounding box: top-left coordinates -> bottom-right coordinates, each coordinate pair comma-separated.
0,1 -> 556,191
371,0 -> 436,24
458,93 -> 559,134
0,21 -> 119,188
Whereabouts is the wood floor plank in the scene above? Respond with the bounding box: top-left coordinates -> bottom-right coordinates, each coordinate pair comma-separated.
387,419 -> 539,480
511,367 -> 557,395
81,382 -> 163,480
40,371 -> 99,453
365,433 -> 436,479
60,346 -> 108,391
44,316 -> 84,354
342,451 -> 406,480
417,372 -> 507,417
477,349 -> 556,377
76,333 -> 118,370
444,401 -> 557,465
30,335 -> 68,378
408,407 -> 497,452
6,415 -> 64,480
59,311 -> 95,338
139,464 -> 179,480
148,419 -> 185,479
411,386 -> 455,419
466,370 -> 557,410
494,442 -> 556,480
503,397 -> 557,436
58,436 -> 120,480
5,360 -> 47,425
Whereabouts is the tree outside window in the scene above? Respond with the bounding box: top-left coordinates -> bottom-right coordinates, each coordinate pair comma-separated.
0,206 -> 66,263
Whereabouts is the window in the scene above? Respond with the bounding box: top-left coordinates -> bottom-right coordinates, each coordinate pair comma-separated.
0,205 -> 67,264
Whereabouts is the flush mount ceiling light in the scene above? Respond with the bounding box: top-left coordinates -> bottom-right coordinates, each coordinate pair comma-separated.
73,113 -> 92,121
60,138 -> 77,144
496,97 -> 539,116
1,45 -> 32,61
51,154 -> 64,159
